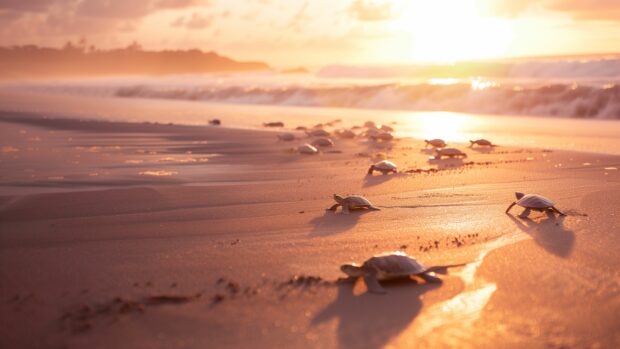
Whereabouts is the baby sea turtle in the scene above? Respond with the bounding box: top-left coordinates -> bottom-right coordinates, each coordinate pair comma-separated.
433,148 -> 467,159
277,133 -> 295,141
264,121 -> 284,127
335,129 -> 356,139
340,251 -> 459,294
370,132 -> 394,141
327,194 -> 380,214
469,139 -> 495,147
297,144 -> 319,155
312,137 -> 334,147
425,139 -> 446,148
505,192 -> 565,217
380,124 -> 394,132
306,129 -> 331,137
364,121 -> 377,128
368,160 -> 397,175
208,119 -> 221,126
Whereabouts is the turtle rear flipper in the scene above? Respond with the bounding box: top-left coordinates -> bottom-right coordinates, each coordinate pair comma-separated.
363,271 -> 386,294
519,208 -> 531,218
551,206 -> 566,216
327,203 -> 340,211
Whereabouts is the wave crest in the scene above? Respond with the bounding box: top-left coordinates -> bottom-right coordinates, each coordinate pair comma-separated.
115,82 -> 620,119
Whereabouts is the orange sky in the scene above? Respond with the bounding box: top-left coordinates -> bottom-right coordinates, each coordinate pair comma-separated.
1,0 -> 619,67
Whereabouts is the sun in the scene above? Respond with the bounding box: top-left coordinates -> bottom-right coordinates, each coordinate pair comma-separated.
391,0 -> 513,63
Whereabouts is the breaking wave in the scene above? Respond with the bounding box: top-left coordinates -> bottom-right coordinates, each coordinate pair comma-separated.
113,82 -> 620,119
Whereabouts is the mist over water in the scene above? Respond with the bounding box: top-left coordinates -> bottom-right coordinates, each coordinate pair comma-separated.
7,56 -> 620,119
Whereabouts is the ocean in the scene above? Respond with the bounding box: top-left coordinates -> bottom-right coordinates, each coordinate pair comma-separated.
5,55 -> 620,120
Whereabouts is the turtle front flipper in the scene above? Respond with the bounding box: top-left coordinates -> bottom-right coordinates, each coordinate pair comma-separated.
327,203 -> 341,211
342,204 -> 350,214
419,272 -> 442,284
505,201 -> 517,214
367,165 -> 375,175
363,270 -> 386,294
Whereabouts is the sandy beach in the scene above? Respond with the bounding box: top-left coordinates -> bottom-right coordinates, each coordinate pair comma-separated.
1,92 -> 619,349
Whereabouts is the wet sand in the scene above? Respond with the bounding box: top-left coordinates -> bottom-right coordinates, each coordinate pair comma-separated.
0,105 -> 619,349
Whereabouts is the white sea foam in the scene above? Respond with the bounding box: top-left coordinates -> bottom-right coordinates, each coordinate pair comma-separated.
7,56 -> 620,119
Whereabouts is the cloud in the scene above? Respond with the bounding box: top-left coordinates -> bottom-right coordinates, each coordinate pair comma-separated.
348,0 -> 395,22
76,0 -> 208,19
0,0 -> 212,45
171,11 -> 213,29
484,0 -> 620,21
0,0 -> 58,13
286,1 -> 309,32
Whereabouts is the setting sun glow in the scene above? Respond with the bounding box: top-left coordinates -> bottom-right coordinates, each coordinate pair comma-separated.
393,0 -> 513,63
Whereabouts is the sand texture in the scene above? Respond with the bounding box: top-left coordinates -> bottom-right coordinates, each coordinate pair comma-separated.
1,108 -> 619,349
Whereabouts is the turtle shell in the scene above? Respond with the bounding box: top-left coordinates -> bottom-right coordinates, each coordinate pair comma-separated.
312,137 -> 334,147
298,144 -> 318,154
427,139 -> 446,147
437,148 -> 465,156
516,194 -> 555,209
374,160 -> 397,171
344,195 -> 374,208
474,139 -> 492,146
278,133 -> 295,141
364,252 -> 427,280
380,125 -> 394,132
372,133 -> 394,141
336,129 -> 356,138
308,129 -> 330,137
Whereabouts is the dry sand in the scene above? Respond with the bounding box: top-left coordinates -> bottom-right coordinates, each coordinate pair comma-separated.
0,101 -> 619,349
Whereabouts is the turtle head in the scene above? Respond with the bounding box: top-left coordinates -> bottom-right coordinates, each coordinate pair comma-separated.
515,192 -> 525,200
333,194 -> 344,204
340,263 -> 364,277
424,139 -> 429,144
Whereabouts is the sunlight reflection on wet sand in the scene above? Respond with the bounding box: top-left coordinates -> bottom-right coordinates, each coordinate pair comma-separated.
389,233 -> 528,348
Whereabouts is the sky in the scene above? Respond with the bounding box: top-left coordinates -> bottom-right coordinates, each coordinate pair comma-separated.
1,0 -> 620,67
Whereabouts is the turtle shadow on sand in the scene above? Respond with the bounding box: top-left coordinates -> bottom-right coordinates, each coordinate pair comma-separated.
309,209 -> 373,237
507,213 -> 575,258
427,158 -> 465,170
469,147 -> 495,154
419,148 -> 436,156
363,173 -> 404,187
312,281 -> 441,349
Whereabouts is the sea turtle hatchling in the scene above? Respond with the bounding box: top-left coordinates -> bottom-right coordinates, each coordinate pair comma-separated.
327,194 -> 380,214
311,137 -> 334,147
368,160 -> 397,175
433,148 -> 467,159
306,129 -> 331,137
297,144 -> 319,155
340,251 -> 462,294
263,121 -> 284,128
505,192 -> 565,217
370,132 -> 394,141
469,139 -> 495,147
277,133 -> 295,141
425,139 -> 447,148
335,129 -> 356,139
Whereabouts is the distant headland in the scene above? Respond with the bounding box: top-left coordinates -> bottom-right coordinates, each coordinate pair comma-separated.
0,41 -> 270,78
